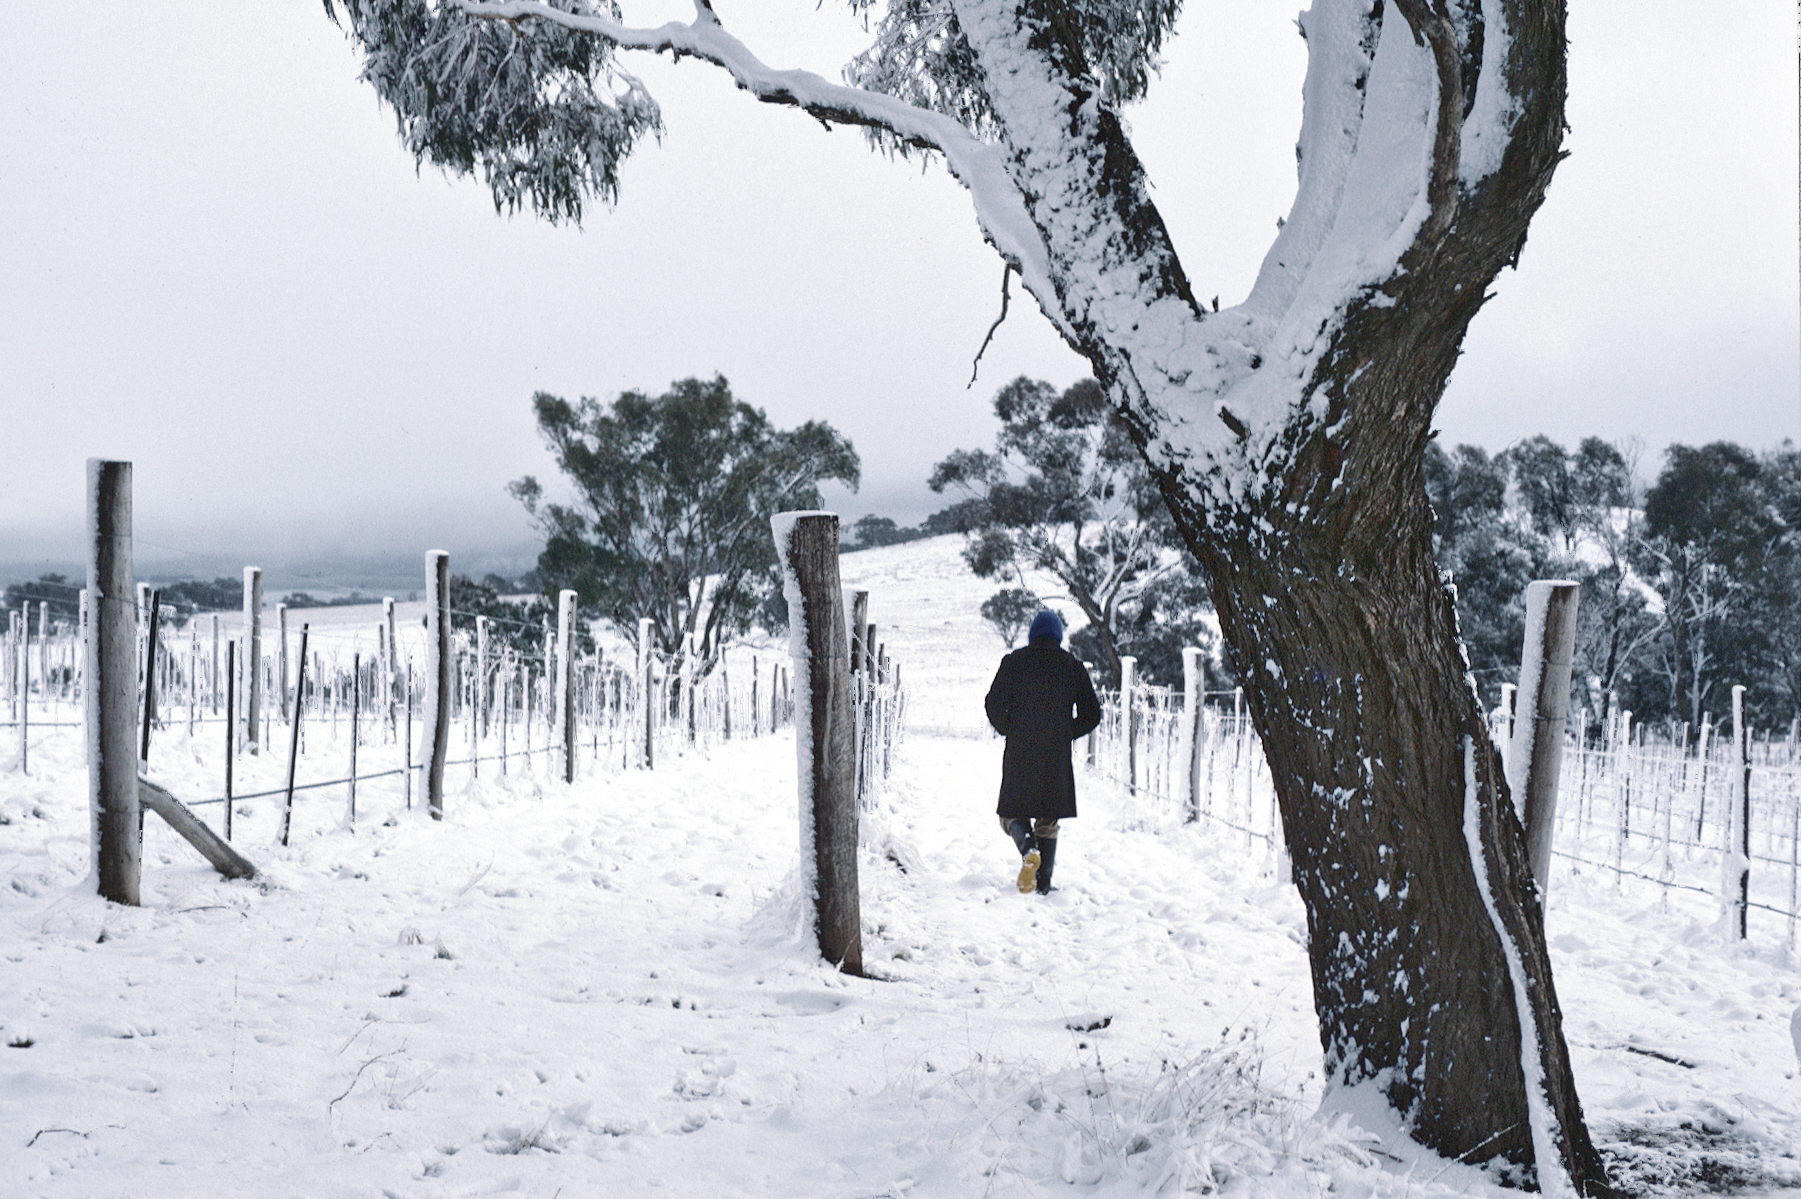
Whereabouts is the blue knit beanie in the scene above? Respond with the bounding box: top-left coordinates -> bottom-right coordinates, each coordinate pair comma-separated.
1027,610 -> 1063,644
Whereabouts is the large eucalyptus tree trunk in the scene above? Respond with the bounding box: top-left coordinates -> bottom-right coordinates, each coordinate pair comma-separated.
950,0 -> 1613,1191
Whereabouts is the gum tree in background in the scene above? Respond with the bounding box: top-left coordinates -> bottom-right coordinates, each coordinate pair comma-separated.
327,2 -> 1608,1188
510,377 -> 859,671
931,376 -> 1192,688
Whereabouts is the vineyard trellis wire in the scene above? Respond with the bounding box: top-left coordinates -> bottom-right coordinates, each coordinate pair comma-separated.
1089,673 -> 1801,943
3,598 -> 907,844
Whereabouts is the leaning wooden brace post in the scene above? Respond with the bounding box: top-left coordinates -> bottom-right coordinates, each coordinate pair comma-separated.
424,551 -> 451,819
243,566 -> 262,754
138,778 -> 256,880
771,511 -> 862,976
1505,580 -> 1581,892
557,589 -> 577,784
87,459 -> 140,906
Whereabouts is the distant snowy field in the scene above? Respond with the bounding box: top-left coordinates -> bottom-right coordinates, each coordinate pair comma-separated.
3,536 -> 1799,1196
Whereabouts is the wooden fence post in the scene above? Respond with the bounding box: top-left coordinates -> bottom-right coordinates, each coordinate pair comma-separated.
277,603 -> 289,721
476,615 -> 491,739
384,597 -> 398,740
772,511 -> 862,976
1180,646 -> 1205,821
208,613 -> 219,715
87,459 -> 139,906
638,617 -> 655,769
1506,580 -> 1581,892
557,589 -> 577,783
1120,655 -> 1138,796
223,640 -> 235,840
243,566 -> 262,754
36,601 -> 48,708
681,633 -> 696,744
16,608 -> 28,775
1729,684 -> 1751,939
849,591 -> 869,676
424,551 -> 450,819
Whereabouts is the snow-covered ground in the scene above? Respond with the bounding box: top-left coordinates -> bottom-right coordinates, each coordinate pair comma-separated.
3,535 -> 1799,1196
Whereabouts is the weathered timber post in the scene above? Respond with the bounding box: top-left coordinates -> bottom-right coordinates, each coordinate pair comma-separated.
476,615 -> 491,739
79,588 -> 90,709
1729,684 -> 1752,939
849,591 -> 869,676
557,589 -> 577,784
681,633 -> 696,744
424,551 -> 451,819
1180,646 -> 1205,822
277,602 -> 290,721
384,597 -> 398,740
349,651 -> 361,820
1120,655 -> 1138,795
36,601 -> 48,708
751,655 -> 760,738
771,511 -> 862,975
714,656 -> 729,741
87,459 -> 139,906
223,640 -> 235,841
243,567 -> 262,754
637,617 -> 655,769
1505,580 -> 1582,892
16,608 -> 28,775
1499,682 -> 1518,747
209,613 -> 219,714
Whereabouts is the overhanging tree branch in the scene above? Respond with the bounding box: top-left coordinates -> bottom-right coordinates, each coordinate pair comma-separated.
449,0 -> 1065,329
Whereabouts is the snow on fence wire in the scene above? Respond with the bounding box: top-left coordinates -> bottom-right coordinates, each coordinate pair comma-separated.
3,593 -> 906,832
1088,679 -> 1282,850
1551,731 -> 1801,939
1091,669 -> 1801,943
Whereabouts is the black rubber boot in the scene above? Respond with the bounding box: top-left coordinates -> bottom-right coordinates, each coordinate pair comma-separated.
1035,838 -> 1058,893
1005,819 -> 1041,893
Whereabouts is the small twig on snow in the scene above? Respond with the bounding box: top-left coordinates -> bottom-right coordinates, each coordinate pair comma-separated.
330,1047 -> 405,1114
27,1125 -> 122,1147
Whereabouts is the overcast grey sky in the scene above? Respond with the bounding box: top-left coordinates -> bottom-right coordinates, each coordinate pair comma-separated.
2,1 -> 1796,590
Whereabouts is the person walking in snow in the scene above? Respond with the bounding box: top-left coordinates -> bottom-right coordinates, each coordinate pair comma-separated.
984,610 -> 1103,894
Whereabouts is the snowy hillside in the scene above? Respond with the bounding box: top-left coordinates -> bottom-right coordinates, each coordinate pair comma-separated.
2,533 -> 1799,1197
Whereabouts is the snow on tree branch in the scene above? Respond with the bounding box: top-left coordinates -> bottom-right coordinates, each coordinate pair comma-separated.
429,0 -> 1065,331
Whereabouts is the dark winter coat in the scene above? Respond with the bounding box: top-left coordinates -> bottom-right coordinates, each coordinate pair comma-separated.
984,640 -> 1103,819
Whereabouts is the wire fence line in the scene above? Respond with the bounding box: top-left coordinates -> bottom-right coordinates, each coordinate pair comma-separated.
1089,679 -> 1801,944
4,603 -> 907,844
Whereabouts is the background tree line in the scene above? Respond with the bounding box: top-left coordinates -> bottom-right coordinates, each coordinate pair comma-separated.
1425,435 -> 1801,733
